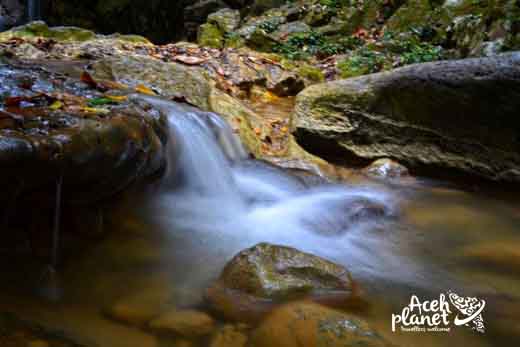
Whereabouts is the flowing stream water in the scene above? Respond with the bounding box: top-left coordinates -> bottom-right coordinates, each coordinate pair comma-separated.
27,0 -> 41,22
0,96 -> 519,347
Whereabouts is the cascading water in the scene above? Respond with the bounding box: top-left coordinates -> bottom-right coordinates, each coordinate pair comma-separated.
27,0 -> 41,22
130,96 -> 437,294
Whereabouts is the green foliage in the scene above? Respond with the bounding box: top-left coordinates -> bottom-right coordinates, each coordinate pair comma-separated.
259,20 -> 281,33
298,65 -> 325,82
273,31 -> 353,60
224,32 -> 245,48
337,48 -> 388,78
381,31 -> 444,65
337,30 -> 444,79
319,0 -> 351,8
400,42 -> 443,65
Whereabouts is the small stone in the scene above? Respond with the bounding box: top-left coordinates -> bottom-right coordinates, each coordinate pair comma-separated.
173,339 -> 195,347
149,309 -> 216,337
364,158 -> 409,179
28,340 -> 50,347
106,285 -> 174,326
210,324 -> 248,347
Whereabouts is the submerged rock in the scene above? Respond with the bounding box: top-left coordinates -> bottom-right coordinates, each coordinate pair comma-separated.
0,312 -> 85,347
148,309 -> 216,337
106,285 -> 175,326
209,324 -> 249,347
206,243 -> 361,322
461,241 -> 520,274
249,302 -> 392,347
294,52 -> 520,183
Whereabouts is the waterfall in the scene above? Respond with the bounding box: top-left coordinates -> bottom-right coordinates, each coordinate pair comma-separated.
27,0 -> 41,22
124,95 -> 418,296
132,95 -> 397,249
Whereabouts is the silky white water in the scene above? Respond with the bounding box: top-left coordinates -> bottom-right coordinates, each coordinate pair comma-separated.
132,96 -> 442,294
27,0 -> 41,22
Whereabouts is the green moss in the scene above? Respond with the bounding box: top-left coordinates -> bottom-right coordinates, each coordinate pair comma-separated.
107,33 -> 152,44
197,23 -> 224,49
224,32 -> 246,48
273,31 -> 352,60
0,21 -> 96,42
337,49 -> 388,78
247,28 -> 279,52
298,65 -> 325,82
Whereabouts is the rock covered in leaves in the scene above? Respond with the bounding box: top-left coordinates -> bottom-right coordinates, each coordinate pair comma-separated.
206,243 -> 361,322
294,52 -> 520,183
0,60 -> 169,205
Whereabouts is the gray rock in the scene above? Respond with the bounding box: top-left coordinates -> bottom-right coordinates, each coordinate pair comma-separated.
294,52 -> 520,183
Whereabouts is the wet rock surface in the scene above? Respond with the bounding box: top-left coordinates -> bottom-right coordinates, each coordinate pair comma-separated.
206,243 -> 361,322
363,158 -> 410,180
0,312 -> 85,347
294,52 -> 520,183
0,59 -> 169,205
148,309 -> 216,338
249,301 -> 392,347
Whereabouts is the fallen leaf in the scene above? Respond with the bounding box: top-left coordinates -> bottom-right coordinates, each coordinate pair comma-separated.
105,95 -> 128,102
81,71 -> 108,92
49,100 -> 63,110
135,84 -> 156,96
101,80 -> 128,90
174,55 -> 207,65
88,97 -> 113,107
82,106 -> 110,114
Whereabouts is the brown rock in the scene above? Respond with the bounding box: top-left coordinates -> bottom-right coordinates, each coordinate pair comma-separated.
149,309 -> 216,337
106,285 -> 175,326
210,324 -> 248,347
206,243 -> 362,322
250,302 -> 392,347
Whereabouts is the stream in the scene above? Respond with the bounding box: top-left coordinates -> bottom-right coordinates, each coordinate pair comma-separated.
0,95 -> 519,347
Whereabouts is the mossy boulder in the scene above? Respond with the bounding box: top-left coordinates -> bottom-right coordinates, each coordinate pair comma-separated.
206,243 -> 360,322
0,21 -> 96,42
0,21 -> 151,46
294,52 -> 520,183
198,23 -> 225,48
208,8 -> 241,34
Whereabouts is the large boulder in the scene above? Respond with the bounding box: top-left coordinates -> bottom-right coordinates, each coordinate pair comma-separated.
294,52 -> 520,183
206,243 -> 361,322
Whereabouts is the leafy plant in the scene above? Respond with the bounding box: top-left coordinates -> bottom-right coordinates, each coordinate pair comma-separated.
259,20 -> 280,33
337,48 -> 389,78
274,31 -> 352,60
